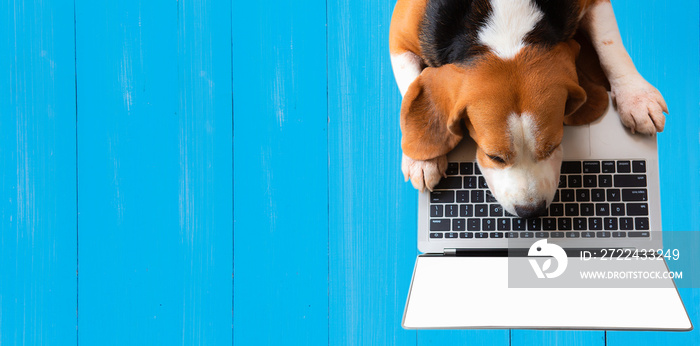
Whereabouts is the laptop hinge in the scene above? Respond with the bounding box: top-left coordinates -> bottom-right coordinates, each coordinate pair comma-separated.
443,248 -> 457,256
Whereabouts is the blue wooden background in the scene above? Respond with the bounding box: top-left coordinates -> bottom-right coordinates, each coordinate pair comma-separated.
1,0 -> 698,345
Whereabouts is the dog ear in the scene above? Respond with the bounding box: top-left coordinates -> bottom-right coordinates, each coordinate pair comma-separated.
564,34 -> 611,125
401,64 -> 467,161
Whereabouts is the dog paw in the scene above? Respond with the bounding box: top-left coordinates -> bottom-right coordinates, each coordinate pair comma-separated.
401,154 -> 447,192
611,77 -> 668,135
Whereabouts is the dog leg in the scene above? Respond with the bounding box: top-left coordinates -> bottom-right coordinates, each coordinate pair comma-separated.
392,51 -> 447,191
582,1 -> 667,135
401,153 -> 448,192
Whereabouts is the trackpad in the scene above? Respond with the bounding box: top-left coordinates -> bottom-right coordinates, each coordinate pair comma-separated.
403,256 -> 691,330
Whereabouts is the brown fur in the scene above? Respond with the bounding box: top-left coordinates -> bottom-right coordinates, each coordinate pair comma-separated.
393,0 -> 611,162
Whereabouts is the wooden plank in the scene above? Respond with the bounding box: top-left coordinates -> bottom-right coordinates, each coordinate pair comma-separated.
231,0 -> 329,345
327,1 -> 505,345
0,0 -> 77,344
606,0 -> 700,344
76,0 -> 232,343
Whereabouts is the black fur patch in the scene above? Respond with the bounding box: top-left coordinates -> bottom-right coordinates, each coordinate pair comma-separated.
526,0 -> 580,45
419,0 -> 492,67
419,0 -> 580,67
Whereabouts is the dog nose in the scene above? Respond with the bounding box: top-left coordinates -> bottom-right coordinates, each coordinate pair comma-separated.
514,201 -> 547,218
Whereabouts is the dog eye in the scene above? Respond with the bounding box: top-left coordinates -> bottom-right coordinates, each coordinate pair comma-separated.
488,155 -> 505,163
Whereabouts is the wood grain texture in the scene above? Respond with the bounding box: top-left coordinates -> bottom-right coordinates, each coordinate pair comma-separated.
605,0 -> 700,344
76,0 -> 232,344
0,0 -> 77,344
232,0 -> 329,345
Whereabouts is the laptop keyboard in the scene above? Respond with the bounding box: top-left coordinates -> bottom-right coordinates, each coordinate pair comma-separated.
429,160 -> 651,240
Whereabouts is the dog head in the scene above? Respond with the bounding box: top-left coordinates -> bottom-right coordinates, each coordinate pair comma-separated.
402,40 -> 605,218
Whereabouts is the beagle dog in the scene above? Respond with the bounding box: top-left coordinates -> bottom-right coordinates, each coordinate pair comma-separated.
390,0 -> 667,218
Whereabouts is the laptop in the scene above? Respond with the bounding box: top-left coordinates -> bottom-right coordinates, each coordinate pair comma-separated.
402,100 -> 693,331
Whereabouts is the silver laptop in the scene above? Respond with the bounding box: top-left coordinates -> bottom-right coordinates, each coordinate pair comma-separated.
403,100 -> 693,331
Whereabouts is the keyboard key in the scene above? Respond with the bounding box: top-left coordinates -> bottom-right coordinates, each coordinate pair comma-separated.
581,203 -> 595,216
490,232 -> 504,238
430,219 -> 450,231
542,218 -> 557,230
467,219 -> 480,231
595,203 -> 610,216
552,190 -> 560,202
445,232 -> 459,239
573,218 -> 587,230
626,203 -> 649,216
521,232 -> 534,238
598,175 -> 613,187
612,231 -> 626,238
512,218 -> 527,231
568,175 -> 582,188
576,189 -> 590,202
583,161 -> 601,173
588,218 -> 602,230
506,232 -> 519,238
632,160 -> 646,173
446,163 -> 459,175
430,233 -> 443,239
591,189 -> 605,201
527,218 -> 541,231
566,232 -> 580,238
453,219 -> 465,231
435,176 -> 461,190
583,175 -> 597,188
622,189 -> 648,201
464,176 -> 478,189
558,175 -> 567,188
474,165 -> 481,175
475,232 -> 488,238
460,232 -> 474,238
614,175 -> 647,187
602,161 -> 616,173
535,232 -> 549,238
551,232 -> 565,238
582,231 -> 595,238
485,190 -> 498,203
561,161 -> 582,173
478,176 -> 488,189
549,203 -> 564,216
456,191 -> 469,203
596,231 -> 611,238
611,203 -> 625,216
431,191 -> 454,203
460,204 -> 473,217
482,218 -> 496,231
430,205 -> 443,217
558,218 -> 572,230
460,162 -> 474,175
604,217 -> 618,230
635,217 -> 650,230
629,231 -> 650,237
475,204 -> 488,216
565,203 -> 579,216
497,218 -> 510,231
617,161 -> 631,173
445,205 -> 458,217
471,190 -> 484,203
560,189 -> 575,202
606,189 -> 621,201
619,218 -> 633,230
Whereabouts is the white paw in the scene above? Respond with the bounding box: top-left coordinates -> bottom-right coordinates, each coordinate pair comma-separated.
611,77 -> 668,135
401,154 -> 447,192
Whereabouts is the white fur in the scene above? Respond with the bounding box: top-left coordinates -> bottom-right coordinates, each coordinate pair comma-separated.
391,52 -> 423,97
583,1 -> 667,134
480,114 -> 562,216
402,154 -> 447,192
477,0 -> 543,59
